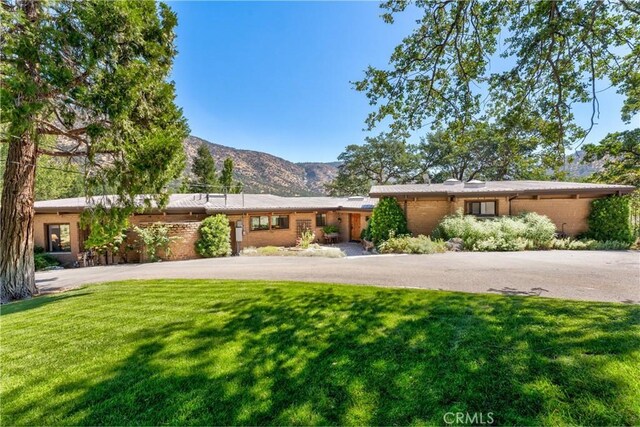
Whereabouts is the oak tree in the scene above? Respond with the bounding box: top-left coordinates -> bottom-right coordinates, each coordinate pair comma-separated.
356,0 -> 640,162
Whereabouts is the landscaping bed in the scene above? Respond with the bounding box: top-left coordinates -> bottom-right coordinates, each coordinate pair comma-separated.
1,280 -> 638,425
241,244 -> 345,258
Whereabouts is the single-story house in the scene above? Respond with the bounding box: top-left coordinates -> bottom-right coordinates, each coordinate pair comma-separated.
33,180 -> 635,265
34,193 -> 376,264
370,179 -> 635,237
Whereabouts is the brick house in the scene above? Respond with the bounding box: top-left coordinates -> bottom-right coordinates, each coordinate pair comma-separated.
34,180 -> 635,265
33,193 -> 375,264
369,180 -> 635,237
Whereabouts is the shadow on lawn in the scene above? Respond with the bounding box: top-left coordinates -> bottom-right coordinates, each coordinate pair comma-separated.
50,289 -> 640,425
0,292 -> 88,317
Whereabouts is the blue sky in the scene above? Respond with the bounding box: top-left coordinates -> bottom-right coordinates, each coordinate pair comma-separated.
169,1 -> 636,163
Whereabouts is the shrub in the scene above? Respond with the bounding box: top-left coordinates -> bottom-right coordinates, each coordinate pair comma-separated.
433,211 -> 556,251
360,226 -> 372,241
297,229 -> 315,249
378,234 -> 447,254
520,212 -> 557,248
196,215 -> 232,258
133,223 -> 178,262
369,197 -> 409,244
322,225 -> 339,234
550,238 -> 630,250
34,252 -> 60,270
241,246 -> 345,258
585,196 -> 634,244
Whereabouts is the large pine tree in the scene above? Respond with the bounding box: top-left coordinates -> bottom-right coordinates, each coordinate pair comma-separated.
0,0 -> 188,302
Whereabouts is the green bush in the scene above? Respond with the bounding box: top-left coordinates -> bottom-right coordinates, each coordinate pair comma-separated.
378,234 -> 447,254
34,252 -> 60,270
133,223 -> 177,262
196,214 -> 232,258
585,196 -> 634,244
368,197 -> 409,244
433,211 -> 556,251
360,226 -> 372,241
322,225 -> 339,234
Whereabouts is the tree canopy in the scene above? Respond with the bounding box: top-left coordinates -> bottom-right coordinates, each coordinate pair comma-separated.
326,132 -> 423,196
0,0 -> 188,302
356,1 -> 640,160
583,128 -> 640,186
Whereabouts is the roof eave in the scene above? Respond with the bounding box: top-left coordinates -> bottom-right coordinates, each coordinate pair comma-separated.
370,187 -> 636,198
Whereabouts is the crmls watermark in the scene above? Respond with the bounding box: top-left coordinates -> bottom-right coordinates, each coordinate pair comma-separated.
443,412 -> 494,425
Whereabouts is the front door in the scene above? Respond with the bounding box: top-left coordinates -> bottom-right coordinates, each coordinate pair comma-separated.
350,214 -> 361,241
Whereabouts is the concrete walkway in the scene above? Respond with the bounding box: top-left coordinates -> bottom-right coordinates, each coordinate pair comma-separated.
35,250 -> 640,303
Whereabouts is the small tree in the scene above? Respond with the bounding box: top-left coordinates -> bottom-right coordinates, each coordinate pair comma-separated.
196,215 -> 232,257
189,144 -> 218,192
368,197 -> 409,244
585,196 -> 634,244
133,223 -> 177,262
220,157 -> 243,193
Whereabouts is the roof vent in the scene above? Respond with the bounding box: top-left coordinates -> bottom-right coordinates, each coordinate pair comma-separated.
464,179 -> 486,188
348,196 -> 365,201
443,179 -> 461,185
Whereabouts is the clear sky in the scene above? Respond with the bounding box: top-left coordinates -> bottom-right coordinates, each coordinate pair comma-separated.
168,1 -> 637,163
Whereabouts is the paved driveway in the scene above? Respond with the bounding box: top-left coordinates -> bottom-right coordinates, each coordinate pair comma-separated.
36,250 -> 640,303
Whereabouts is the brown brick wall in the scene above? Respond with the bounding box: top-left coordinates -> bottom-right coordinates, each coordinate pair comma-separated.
392,194 -> 594,237
511,196 -> 593,236
33,210 -> 372,264
402,198 -> 450,236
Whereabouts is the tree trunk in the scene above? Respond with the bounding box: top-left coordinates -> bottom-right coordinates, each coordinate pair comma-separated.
0,134 -> 38,303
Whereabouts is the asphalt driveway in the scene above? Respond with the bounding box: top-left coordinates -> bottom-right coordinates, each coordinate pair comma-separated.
35,250 -> 640,303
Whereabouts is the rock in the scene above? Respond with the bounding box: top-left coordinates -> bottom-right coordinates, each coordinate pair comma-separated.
446,238 -> 464,252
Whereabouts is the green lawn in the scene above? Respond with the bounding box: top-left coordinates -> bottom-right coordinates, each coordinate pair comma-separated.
1,280 -> 639,426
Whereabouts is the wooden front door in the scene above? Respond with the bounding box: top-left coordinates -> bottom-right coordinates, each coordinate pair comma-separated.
349,214 -> 361,241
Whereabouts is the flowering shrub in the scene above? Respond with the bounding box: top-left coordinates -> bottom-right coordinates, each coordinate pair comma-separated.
433,211 -> 556,251
378,233 -> 447,254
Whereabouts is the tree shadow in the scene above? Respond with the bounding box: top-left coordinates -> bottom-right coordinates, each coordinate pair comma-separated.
0,292 -> 88,317
5,286 -> 640,425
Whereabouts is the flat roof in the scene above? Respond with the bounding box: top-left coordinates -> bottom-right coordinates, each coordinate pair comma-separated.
369,180 -> 636,197
34,193 -> 377,214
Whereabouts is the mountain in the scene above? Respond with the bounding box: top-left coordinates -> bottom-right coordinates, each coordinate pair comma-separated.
182,136 -> 339,196
561,150 -> 604,179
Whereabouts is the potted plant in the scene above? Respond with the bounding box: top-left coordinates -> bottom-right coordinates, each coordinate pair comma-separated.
322,224 -> 340,242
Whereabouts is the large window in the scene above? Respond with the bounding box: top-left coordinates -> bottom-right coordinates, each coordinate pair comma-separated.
271,215 -> 289,229
47,224 -> 71,252
466,201 -> 497,217
315,213 -> 327,227
250,216 -> 269,231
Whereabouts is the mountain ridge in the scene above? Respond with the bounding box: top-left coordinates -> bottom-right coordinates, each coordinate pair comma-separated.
183,136 -> 339,196
182,136 -> 603,197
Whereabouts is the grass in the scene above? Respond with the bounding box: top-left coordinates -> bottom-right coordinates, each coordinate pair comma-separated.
1,280 -> 639,426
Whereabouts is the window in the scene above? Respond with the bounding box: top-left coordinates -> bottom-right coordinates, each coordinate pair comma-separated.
315,213 -> 327,227
250,216 -> 269,231
47,224 -> 71,252
466,201 -> 497,217
271,215 -> 289,229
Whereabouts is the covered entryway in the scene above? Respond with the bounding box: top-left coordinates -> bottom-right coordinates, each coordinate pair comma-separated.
349,213 -> 361,241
